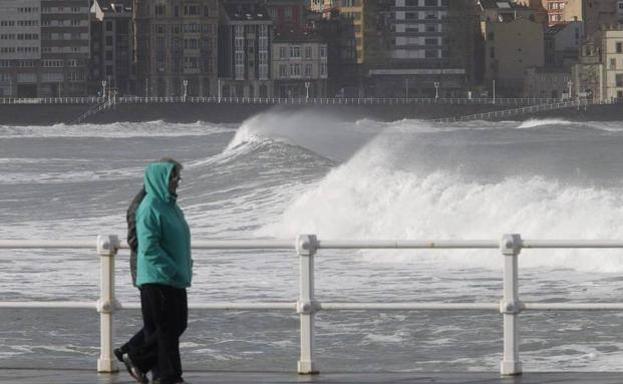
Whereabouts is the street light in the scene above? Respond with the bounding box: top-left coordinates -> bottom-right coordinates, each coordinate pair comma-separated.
305,81 -> 310,100
434,81 -> 439,99
101,80 -> 107,99
567,80 -> 573,100
183,79 -> 188,101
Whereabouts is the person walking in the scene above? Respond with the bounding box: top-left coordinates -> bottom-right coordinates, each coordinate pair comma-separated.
118,159 -> 192,384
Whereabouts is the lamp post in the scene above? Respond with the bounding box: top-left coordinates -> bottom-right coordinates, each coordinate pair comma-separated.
145,78 -> 149,98
305,81 -> 310,100
567,80 -> 573,100
434,81 -> 439,99
492,79 -> 496,105
101,80 -> 107,100
405,78 -> 409,98
217,78 -> 222,102
183,79 -> 188,101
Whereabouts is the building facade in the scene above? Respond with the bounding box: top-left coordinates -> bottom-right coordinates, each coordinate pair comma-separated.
544,21 -> 583,68
90,0 -> 134,96
483,17 -> 545,96
0,0 -> 41,97
523,67 -> 571,98
134,0 -> 219,97
40,0 -> 91,97
582,0 -> 623,41
362,0 -> 476,98
334,0 -> 364,64
265,0 -> 306,33
218,2 -> 273,97
600,28 -> 623,99
272,32 -> 328,97
0,0 -> 90,98
572,39 -> 603,101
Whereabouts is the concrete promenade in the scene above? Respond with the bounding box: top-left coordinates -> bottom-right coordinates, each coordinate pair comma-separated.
1,369 -> 623,384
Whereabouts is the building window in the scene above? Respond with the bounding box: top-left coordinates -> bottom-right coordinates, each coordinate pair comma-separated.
290,63 -> 301,77
106,36 -> 113,46
290,46 -> 301,58
489,47 -> 495,58
611,58 -> 617,69
155,5 -> 165,17
279,46 -> 286,58
424,0 -> 437,6
320,46 -> 326,58
279,64 -> 287,77
106,21 -> 113,31
184,5 -> 199,16
616,74 -> 623,87
305,46 -> 312,58
304,63 -> 312,77
617,42 -> 623,53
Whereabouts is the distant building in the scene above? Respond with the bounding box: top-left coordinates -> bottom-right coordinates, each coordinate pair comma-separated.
562,0 -> 582,23
334,0 -> 364,64
541,0 -> 582,26
544,21 -> 583,68
363,0 -> 478,98
482,17 -> 545,96
265,0 -> 306,33
134,0 -> 219,97
523,67 -> 571,98
308,10 -> 357,96
572,39 -> 603,101
0,0 -> 41,97
218,1 -> 273,97
0,0 -> 90,98
599,27 -> 623,99
582,0 -> 623,42
40,0 -> 91,97
90,0 -> 134,96
272,31 -> 328,97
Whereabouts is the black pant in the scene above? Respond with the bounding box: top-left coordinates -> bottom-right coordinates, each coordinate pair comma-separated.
128,284 -> 188,384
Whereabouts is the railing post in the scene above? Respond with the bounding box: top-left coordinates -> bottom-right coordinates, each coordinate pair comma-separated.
296,234 -> 319,374
499,233 -> 522,376
96,235 -> 120,373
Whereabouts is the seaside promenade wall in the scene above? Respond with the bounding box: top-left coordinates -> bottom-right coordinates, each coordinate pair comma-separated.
0,99 -> 620,125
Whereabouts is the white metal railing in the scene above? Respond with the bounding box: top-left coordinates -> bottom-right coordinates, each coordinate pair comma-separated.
0,96 -> 565,107
2,234 -> 623,375
434,100 -> 594,123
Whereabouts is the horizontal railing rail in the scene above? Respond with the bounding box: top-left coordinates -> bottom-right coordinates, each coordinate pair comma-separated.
2,234 -> 623,375
0,96 -> 567,107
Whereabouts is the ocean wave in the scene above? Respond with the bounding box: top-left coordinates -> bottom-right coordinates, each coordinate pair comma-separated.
0,120 -> 236,138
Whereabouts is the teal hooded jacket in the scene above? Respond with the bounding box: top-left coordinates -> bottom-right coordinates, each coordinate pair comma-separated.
135,162 -> 192,289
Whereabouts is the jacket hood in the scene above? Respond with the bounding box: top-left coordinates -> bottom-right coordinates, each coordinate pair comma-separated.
144,162 -> 175,203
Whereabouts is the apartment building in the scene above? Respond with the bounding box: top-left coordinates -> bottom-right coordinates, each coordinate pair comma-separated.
134,0 -> 219,97
483,17 -> 544,96
334,0 -> 363,64
583,0 -> 623,41
600,28 -> 623,99
272,31 -> 328,97
0,0 -> 41,97
544,20 -> 583,68
218,1 -> 273,97
90,0 -> 133,96
362,0 -> 476,97
265,0 -> 306,33
40,0 -> 91,97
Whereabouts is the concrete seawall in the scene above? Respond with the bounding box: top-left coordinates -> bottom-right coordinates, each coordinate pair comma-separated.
0,101 -> 621,126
